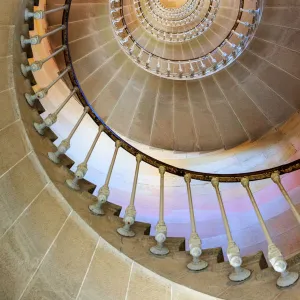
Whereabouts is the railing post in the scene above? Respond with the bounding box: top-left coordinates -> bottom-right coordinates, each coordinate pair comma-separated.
184,173 -> 208,271
48,107 -> 89,164
199,59 -> 206,74
208,53 -> 217,69
150,166 -> 169,256
156,58 -> 161,74
146,54 -> 152,69
211,177 -> 251,282
271,171 -> 300,224
33,87 -> 78,135
129,42 -> 136,55
25,66 -> 71,106
66,125 -> 104,190
89,140 -> 122,215
217,47 -> 228,63
178,62 -> 183,78
241,177 -> 299,287
167,61 -> 171,77
117,153 -> 143,237
24,5 -> 69,21
20,25 -> 66,48
21,45 -> 67,77
225,38 -> 236,50
189,62 -> 195,77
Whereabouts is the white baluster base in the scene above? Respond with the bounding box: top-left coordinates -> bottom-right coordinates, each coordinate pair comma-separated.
25,93 -> 35,107
187,257 -> 208,271
150,243 -> 169,256
33,122 -> 46,135
21,64 -> 29,77
117,205 -> 136,237
229,266 -> 251,282
89,185 -> 109,215
48,151 -> 60,164
66,178 -> 80,190
89,202 -> 105,216
150,224 -> 169,256
277,270 -> 299,288
117,223 -> 135,237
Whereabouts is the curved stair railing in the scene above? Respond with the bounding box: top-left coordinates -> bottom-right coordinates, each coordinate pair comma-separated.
133,0 -> 219,42
141,0 -> 208,26
144,0 -> 201,20
149,0 -> 197,14
20,0 -> 300,289
111,0 -> 261,79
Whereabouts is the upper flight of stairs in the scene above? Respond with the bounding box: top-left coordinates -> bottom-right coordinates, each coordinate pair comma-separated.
45,0 -> 300,153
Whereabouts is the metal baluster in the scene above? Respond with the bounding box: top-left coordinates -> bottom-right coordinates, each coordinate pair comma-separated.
150,166 -> 169,255
240,8 -> 260,15
241,177 -> 299,287
33,87 -> 78,135
167,60 -> 171,77
189,61 -> 195,77
271,172 -> 300,224
21,45 -> 67,77
137,48 -> 143,63
25,66 -> 71,106
237,20 -> 254,29
156,58 -> 161,74
178,62 -> 183,78
89,140 -> 122,215
48,107 -> 89,164
184,173 -> 208,271
24,4 -> 69,21
117,154 -> 143,237
208,53 -> 217,69
20,25 -> 66,48
129,42 -> 136,55
212,177 -> 251,282
66,125 -> 104,190
217,47 -> 228,63
146,54 -> 152,69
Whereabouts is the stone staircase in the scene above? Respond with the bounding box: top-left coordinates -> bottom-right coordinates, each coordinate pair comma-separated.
21,100 -> 285,299
1,0 -> 300,299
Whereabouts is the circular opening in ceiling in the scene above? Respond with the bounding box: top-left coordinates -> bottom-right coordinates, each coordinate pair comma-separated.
159,0 -> 189,9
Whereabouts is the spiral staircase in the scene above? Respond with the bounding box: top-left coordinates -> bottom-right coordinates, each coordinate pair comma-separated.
1,0 -> 300,299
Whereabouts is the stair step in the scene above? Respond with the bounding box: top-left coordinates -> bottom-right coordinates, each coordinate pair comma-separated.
172,247 -> 224,265
243,250 -> 268,270
287,251 -> 300,269
212,251 -> 268,274
52,179 -> 152,242
147,236 -> 186,252
59,154 -> 75,169
63,167 -> 97,194
44,127 -> 58,143
34,100 -> 46,114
